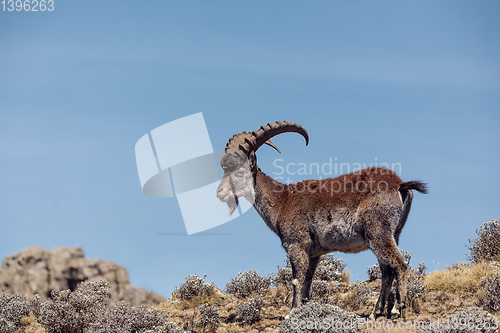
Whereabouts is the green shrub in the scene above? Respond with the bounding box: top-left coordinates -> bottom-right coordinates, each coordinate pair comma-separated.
226,270 -> 272,299
309,280 -> 337,304
406,270 -> 427,313
236,296 -> 264,324
174,274 -> 214,300
274,258 -> 293,289
0,292 -> 30,331
87,301 -> 182,333
314,254 -> 347,283
479,273 -> 500,313
422,306 -> 498,333
341,282 -> 372,311
468,219 -> 500,263
367,263 -> 381,281
279,302 -> 359,333
197,303 -> 220,330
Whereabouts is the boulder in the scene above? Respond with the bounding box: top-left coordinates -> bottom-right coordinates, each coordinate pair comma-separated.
0,247 -> 165,306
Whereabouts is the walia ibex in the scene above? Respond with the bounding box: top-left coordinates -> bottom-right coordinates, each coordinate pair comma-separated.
216,121 -> 427,319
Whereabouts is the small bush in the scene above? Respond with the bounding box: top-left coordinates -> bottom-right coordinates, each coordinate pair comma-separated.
447,262 -> 473,271
0,317 -> 16,333
340,282 -> 372,311
226,270 -> 272,299
479,273 -> 500,313
367,250 -> 412,281
422,306 -> 498,333
418,262 -> 427,275
353,282 -> 372,305
197,303 -> 220,330
275,259 -> 293,289
279,301 -> 359,333
236,296 -> 264,324
37,290 -> 79,332
87,301 -> 181,333
0,292 -> 31,330
275,255 -> 348,289
443,306 -> 498,333
309,280 -> 337,304
367,263 -> 381,281
468,219 -> 500,263
406,271 -> 427,313
68,280 -> 110,327
491,260 -> 500,272
32,280 -> 111,333
175,274 -> 214,300
314,254 -> 347,283
401,250 -> 412,266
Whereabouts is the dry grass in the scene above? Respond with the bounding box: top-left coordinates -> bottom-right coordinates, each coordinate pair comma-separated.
19,314 -> 46,333
424,261 -> 495,293
341,269 -> 351,283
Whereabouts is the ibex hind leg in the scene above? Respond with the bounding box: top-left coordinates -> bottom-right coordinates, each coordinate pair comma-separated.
368,236 -> 408,319
369,263 -> 396,320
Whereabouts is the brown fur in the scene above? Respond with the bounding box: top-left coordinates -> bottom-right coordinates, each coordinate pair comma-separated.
217,128 -> 427,319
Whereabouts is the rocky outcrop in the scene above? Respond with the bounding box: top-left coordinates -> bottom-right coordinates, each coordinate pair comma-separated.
0,247 -> 165,306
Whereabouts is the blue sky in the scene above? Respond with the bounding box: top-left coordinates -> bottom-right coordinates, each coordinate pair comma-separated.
1,1 -> 499,298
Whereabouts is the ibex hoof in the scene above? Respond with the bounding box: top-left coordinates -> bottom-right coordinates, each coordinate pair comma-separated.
370,309 -> 382,321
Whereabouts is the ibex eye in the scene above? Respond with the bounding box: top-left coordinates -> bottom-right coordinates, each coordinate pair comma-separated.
236,170 -> 245,177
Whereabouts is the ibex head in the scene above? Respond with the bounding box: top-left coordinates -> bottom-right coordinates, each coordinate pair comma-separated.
216,121 -> 309,215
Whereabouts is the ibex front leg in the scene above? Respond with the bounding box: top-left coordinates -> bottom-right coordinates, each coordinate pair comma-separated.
301,256 -> 320,304
288,244 -> 309,309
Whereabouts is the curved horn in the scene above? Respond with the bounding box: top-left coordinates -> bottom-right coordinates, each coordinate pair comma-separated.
225,132 -> 281,154
239,121 -> 309,155
225,132 -> 252,153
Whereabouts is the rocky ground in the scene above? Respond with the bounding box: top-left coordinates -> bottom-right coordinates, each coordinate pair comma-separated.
160,261 -> 500,332
0,253 -> 499,332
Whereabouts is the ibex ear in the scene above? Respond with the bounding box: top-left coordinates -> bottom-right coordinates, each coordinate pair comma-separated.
248,152 -> 259,180
246,151 -> 255,167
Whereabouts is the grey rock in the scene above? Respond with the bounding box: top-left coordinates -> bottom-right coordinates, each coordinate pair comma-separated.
0,247 -> 165,306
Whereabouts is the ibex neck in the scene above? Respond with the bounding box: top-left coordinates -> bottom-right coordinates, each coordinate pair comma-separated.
253,169 -> 286,235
